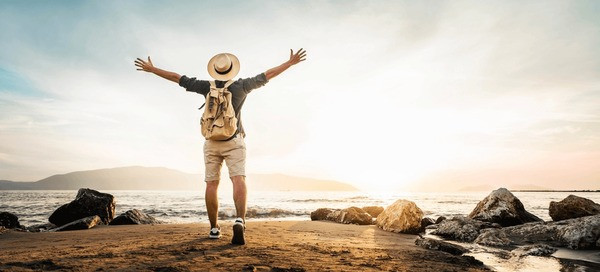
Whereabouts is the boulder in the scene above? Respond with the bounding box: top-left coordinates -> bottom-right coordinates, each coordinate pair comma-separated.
474,214 -> 600,249
0,212 -> 21,229
362,206 -> 384,218
310,207 -> 373,225
468,188 -> 542,227
310,208 -> 335,221
512,245 -> 557,257
51,215 -> 101,232
435,216 -> 446,224
49,188 -> 115,226
549,195 -> 600,221
415,237 -> 469,255
421,217 -> 435,231
109,209 -> 161,225
431,216 -> 500,242
376,199 -> 423,234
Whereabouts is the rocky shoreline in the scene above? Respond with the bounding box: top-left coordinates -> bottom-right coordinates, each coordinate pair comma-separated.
310,188 -> 600,270
1,188 -> 160,233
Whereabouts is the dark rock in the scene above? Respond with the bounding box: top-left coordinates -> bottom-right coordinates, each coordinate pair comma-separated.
415,237 -> 469,255
431,216 -> 500,242
49,188 -> 115,226
310,207 -> 372,225
468,188 -> 542,227
376,199 -> 424,234
110,209 -> 160,225
549,195 -> 600,221
475,214 -> 600,249
6,259 -> 68,270
425,224 -> 438,230
0,212 -> 21,229
435,216 -> 447,224
421,217 -> 435,231
25,223 -> 57,232
512,244 -> 557,257
310,208 -> 335,221
51,215 -> 101,232
362,206 -> 384,218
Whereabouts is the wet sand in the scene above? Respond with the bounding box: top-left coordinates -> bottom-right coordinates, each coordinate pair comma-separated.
0,221 -> 488,271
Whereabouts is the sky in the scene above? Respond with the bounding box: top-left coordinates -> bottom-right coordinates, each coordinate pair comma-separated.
0,0 -> 599,191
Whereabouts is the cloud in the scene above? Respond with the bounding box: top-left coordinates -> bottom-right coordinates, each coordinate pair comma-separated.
0,1 -> 599,190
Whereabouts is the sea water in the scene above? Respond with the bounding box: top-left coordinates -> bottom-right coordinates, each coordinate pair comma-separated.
1,190 -> 598,226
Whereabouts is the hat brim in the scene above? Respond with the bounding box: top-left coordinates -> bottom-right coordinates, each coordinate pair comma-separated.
207,53 -> 240,81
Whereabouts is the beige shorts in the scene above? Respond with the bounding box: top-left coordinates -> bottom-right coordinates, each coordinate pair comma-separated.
203,134 -> 246,182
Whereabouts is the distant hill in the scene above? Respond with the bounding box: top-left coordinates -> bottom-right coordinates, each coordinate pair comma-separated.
0,166 -> 358,191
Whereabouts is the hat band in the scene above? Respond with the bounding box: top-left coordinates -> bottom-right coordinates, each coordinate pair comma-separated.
214,63 -> 233,75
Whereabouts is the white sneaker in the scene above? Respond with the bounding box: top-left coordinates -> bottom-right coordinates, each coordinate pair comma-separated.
231,218 -> 245,245
208,227 -> 221,239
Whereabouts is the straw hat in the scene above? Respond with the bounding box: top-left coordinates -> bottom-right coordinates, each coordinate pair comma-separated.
207,53 -> 240,81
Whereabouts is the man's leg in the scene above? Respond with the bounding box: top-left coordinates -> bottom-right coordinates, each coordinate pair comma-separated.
231,175 -> 247,222
203,139 -> 224,238
205,180 -> 220,229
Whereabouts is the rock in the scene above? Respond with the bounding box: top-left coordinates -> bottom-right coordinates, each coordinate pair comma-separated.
549,195 -> 600,221
25,223 -> 57,232
474,214 -> 600,249
468,188 -> 542,227
425,224 -> 438,230
435,216 -> 446,224
415,237 -> 469,255
421,217 -> 435,231
310,208 -> 334,221
49,188 -> 115,226
362,206 -> 384,218
376,199 -> 423,234
333,207 -> 373,225
512,244 -> 557,257
51,215 -> 101,232
310,207 -> 373,225
432,216 -> 500,242
0,212 -> 21,229
109,209 -> 160,225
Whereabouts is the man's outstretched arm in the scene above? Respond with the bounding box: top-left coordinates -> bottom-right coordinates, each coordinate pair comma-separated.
264,48 -> 306,80
134,56 -> 181,83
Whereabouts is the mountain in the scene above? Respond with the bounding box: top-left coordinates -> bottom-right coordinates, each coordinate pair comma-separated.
0,166 -> 358,191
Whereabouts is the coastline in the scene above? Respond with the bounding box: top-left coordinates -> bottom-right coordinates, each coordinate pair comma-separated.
0,220 -> 488,271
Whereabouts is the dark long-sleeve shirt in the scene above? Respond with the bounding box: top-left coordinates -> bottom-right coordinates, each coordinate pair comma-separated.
179,73 -> 268,137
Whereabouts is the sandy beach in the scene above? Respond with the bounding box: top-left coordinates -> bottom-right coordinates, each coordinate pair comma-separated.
0,221 -> 488,271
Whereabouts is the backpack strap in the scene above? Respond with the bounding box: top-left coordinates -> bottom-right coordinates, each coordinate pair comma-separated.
224,80 -> 234,89
198,80 -> 234,110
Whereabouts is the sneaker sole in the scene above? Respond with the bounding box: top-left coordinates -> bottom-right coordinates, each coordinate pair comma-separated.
208,234 -> 221,239
231,223 -> 245,245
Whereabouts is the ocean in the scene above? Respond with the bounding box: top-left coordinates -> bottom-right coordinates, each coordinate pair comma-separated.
2,190 -> 599,226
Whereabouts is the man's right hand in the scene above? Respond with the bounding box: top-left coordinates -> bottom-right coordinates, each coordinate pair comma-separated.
288,48 -> 307,66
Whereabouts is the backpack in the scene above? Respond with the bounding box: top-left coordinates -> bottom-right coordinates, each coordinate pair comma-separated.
198,80 -> 238,140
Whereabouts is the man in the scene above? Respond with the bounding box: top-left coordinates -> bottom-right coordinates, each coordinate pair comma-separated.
134,49 -> 306,245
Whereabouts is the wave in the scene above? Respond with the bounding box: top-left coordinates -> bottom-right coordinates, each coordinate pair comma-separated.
287,196 -> 373,203
218,208 -> 308,219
